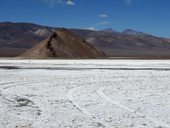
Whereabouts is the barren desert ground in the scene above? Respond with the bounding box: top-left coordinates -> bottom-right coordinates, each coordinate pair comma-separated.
0,59 -> 170,128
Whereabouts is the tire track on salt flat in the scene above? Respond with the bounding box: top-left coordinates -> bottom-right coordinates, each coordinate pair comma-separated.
97,86 -> 170,128
67,84 -> 113,128
67,86 -> 93,117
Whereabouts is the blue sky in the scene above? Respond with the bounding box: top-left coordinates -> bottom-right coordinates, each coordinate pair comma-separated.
0,0 -> 170,38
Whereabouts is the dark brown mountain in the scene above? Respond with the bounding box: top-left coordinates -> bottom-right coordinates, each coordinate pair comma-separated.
21,29 -> 106,58
1,22 -> 170,58
0,22 -> 52,48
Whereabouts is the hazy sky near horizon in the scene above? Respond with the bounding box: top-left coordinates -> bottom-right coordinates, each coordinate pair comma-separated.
0,0 -> 170,38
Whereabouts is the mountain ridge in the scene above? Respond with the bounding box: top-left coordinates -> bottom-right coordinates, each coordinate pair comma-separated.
0,22 -> 170,57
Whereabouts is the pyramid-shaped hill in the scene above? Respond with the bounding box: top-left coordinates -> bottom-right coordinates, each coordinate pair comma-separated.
21,29 -> 107,58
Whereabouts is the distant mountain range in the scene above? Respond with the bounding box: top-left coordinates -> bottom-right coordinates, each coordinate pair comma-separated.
0,22 -> 170,58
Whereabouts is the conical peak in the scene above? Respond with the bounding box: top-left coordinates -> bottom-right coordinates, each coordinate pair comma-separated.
48,29 -> 78,45
21,28 -> 107,58
56,28 -> 75,37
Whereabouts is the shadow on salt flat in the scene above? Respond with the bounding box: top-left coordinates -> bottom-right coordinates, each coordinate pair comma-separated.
1,66 -> 170,71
